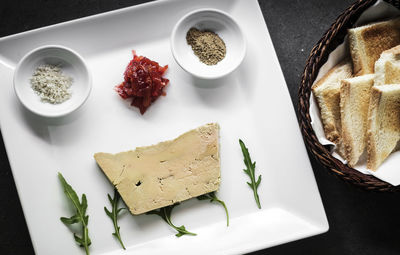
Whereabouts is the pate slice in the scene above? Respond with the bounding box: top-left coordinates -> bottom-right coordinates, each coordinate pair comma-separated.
94,123 -> 220,215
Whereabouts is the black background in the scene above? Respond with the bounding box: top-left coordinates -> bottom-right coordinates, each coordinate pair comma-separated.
1,0 -> 400,254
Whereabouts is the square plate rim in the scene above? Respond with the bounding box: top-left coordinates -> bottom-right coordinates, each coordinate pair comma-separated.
0,0 -> 329,254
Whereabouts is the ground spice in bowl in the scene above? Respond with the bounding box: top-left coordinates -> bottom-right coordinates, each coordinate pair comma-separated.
30,64 -> 73,104
186,27 -> 226,65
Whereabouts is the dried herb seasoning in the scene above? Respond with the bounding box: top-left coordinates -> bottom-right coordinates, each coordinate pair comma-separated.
186,27 -> 226,65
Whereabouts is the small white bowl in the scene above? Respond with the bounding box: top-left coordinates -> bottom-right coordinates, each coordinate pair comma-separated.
14,45 -> 92,118
171,8 -> 246,79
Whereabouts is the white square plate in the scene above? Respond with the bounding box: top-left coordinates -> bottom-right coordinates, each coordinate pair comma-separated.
0,0 -> 328,254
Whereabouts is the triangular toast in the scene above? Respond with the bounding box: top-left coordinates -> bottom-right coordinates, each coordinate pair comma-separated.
367,85 -> 400,170
340,74 -> 374,166
349,17 -> 400,75
375,45 -> 400,85
312,60 -> 353,147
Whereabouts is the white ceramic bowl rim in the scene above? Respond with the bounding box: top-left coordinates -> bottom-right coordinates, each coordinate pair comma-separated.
171,8 -> 246,79
13,44 -> 92,118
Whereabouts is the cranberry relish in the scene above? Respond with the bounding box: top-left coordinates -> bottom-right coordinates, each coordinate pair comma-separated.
115,51 -> 169,114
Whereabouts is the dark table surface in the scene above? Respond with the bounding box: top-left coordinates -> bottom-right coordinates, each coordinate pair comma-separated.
1,0 -> 400,254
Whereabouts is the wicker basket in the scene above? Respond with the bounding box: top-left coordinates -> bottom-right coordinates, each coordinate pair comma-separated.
298,0 -> 400,192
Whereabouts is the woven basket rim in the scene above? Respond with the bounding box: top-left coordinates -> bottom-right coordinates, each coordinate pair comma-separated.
298,0 -> 400,192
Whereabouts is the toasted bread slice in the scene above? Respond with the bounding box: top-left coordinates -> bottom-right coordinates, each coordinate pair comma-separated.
312,60 -> 353,146
367,85 -> 400,170
349,17 -> 400,75
340,74 -> 374,166
375,45 -> 400,85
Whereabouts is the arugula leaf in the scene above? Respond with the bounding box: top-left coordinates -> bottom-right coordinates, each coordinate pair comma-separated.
197,192 -> 229,226
104,189 -> 126,250
58,173 -> 91,255
239,139 -> 262,209
146,204 -> 196,237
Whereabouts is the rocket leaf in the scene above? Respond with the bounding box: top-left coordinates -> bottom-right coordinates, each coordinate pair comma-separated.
58,172 -> 91,255
105,189 -> 126,250
146,204 -> 196,237
197,192 -> 229,226
239,139 -> 262,209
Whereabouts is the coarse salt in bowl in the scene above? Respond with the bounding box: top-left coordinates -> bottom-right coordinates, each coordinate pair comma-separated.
171,8 -> 246,79
13,45 -> 92,118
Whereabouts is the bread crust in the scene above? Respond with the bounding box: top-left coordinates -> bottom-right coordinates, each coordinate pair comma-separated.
385,61 -> 400,84
366,88 -> 381,170
348,29 -> 362,75
362,25 -> 400,73
339,80 -> 354,165
312,60 -> 351,90
349,17 -> 400,75
340,75 -> 374,167
367,85 -> 400,170
312,61 -> 352,144
381,44 -> 400,55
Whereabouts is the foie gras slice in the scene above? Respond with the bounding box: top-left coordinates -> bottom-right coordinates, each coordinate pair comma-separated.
94,123 -> 220,215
